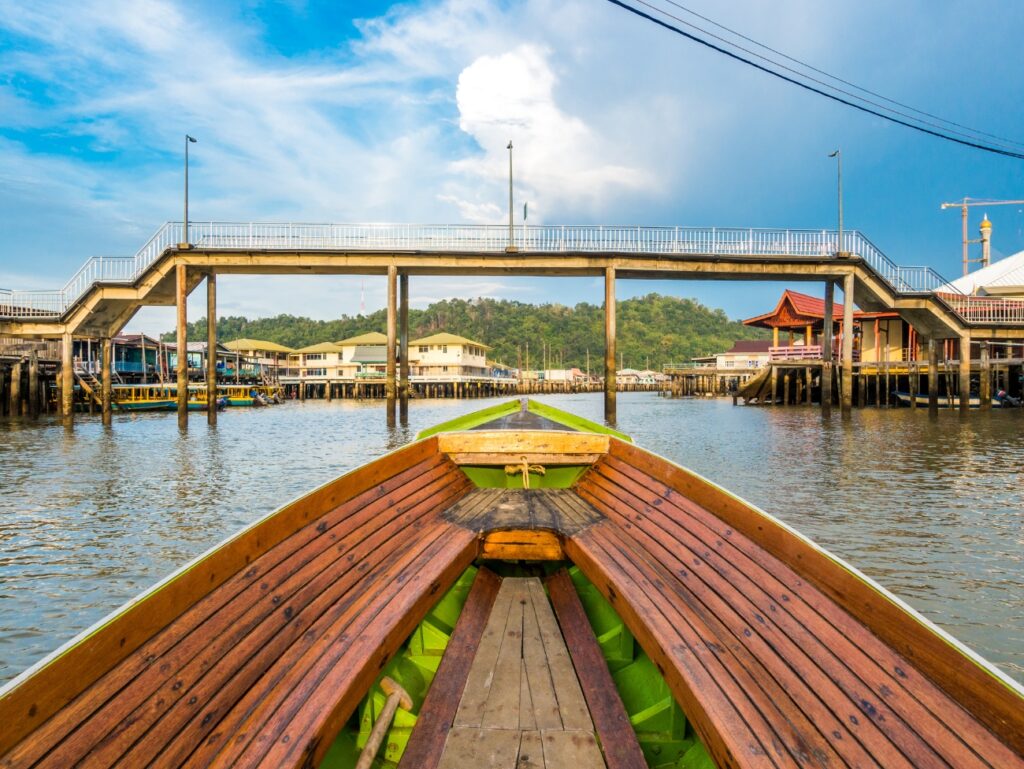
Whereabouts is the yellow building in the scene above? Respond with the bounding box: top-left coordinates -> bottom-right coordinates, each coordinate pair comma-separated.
408,332 -> 491,380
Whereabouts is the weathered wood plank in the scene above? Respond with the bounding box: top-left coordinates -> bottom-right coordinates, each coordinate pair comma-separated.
398,568 -> 503,769
482,531 -> 564,561
437,728 -> 522,769
520,584 -> 561,731
438,431 -> 609,459
546,570 -> 646,769
449,452 -> 602,466
540,730 -> 606,768
516,731 -> 543,769
481,583 -> 526,729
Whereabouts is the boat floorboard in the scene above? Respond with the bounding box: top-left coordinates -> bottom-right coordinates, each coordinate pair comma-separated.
437,577 -> 606,769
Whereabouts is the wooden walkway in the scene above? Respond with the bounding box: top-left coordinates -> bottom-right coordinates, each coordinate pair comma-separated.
437,577 -> 606,769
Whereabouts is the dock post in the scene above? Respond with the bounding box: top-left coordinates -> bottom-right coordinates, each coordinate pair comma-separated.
821,280 -> 834,415
399,272 -> 409,423
176,263 -> 188,429
909,362 -> 918,410
9,359 -> 21,416
604,266 -> 616,424
61,331 -> 74,426
28,351 -> 39,418
928,340 -> 939,415
206,272 -> 217,426
101,337 -> 112,426
386,265 -> 397,427
959,333 -> 971,414
979,341 -> 991,410
841,273 -> 854,417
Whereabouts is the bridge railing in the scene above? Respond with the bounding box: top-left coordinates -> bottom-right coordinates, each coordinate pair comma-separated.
936,293 -> 1024,325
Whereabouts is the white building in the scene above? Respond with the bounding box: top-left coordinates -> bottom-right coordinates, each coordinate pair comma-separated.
408,333 -> 491,380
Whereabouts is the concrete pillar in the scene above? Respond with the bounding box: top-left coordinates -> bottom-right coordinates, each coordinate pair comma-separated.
928,339 -> 939,416
841,273 -> 855,416
399,272 -> 409,423
207,272 -> 218,426
386,265 -> 397,427
821,280 -> 834,415
176,263 -> 188,429
28,351 -> 39,419
979,341 -> 991,410
959,334 -> 971,414
101,337 -> 112,426
61,332 -> 74,425
604,266 -> 616,424
9,360 -> 21,416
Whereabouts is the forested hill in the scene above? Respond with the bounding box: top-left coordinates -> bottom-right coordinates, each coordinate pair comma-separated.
164,293 -> 765,369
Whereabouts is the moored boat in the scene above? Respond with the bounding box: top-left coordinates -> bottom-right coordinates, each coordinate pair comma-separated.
893,391 -> 1004,408
1,399 -> 1021,769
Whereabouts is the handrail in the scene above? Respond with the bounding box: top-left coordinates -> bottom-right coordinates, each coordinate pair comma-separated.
4,221 -> 1024,327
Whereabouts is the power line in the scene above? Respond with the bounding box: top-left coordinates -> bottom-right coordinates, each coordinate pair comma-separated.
657,0 -> 1024,151
604,0 -> 1024,160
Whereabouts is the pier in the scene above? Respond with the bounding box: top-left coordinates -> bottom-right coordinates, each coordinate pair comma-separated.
3,223 -> 1024,426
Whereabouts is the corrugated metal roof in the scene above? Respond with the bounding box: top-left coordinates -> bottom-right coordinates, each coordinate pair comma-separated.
409,332 -> 491,349
350,344 -> 386,363
945,249 -> 1024,295
336,331 -> 387,346
223,338 -> 295,353
294,342 -> 344,354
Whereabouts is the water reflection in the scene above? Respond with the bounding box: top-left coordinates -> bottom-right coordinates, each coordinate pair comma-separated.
1,395 -> 1022,685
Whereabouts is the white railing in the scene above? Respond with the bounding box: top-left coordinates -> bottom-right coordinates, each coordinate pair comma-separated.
5,221 -> 1023,328
937,293 -> 1024,325
769,345 -> 823,361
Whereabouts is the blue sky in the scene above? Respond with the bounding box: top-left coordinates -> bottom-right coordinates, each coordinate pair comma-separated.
1,0 -> 1023,335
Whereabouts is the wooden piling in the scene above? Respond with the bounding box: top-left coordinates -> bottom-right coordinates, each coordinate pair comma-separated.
979,341 -> 991,411
769,365 -> 778,406
28,351 -> 39,419
822,280 -> 833,415
959,334 -> 971,414
9,360 -> 21,417
207,272 -> 217,426
399,272 -> 409,423
386,265 -> 397,426
841,273 -> 854,416
61,332 -> 73,425
928,339 -> 938,415
604,266 -> 616,424
782,372 -> 790,405
909,363 -> 918,411
176,263 -> 188,429
101,337 -> 112,426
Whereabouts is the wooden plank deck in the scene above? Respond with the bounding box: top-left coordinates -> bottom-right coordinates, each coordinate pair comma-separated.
436,577 -> 606,769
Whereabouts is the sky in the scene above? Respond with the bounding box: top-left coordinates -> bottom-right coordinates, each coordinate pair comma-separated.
1,0 -> 1023,336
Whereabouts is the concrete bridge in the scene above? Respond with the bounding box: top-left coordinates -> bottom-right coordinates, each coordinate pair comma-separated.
3,221 -> 1023,425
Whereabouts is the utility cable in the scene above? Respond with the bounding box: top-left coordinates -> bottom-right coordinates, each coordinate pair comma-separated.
604,0 -> 1024,160
656,0 -> 1024,150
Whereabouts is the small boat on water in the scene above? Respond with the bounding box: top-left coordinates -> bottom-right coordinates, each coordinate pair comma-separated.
1,399 -> 1021,769
892,391 -> 1006,408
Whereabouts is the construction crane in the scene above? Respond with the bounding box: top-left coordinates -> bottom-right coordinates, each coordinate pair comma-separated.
941,197 -> 1024,275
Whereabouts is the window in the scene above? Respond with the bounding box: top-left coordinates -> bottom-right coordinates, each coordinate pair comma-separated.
418,346 -> 428,353
442,345 -> 448,353
304,368 -> 326,377
305,353 -> 325,361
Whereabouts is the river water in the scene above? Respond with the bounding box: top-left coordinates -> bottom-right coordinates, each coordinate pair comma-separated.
0,394 -> 1021,687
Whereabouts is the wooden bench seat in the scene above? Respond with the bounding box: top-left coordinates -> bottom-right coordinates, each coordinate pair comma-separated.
568,454 -> 1023,769
2,453 -> 479,769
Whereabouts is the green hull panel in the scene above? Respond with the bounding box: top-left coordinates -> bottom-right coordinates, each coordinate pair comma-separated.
460,464 -> 590,489
415,400 -> 521,439
415,399 -> 631,442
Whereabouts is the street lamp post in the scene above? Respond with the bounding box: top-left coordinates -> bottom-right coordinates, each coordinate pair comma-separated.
182,134 -> 198,248
506,140 -> 517,252
828,149 -> 843,258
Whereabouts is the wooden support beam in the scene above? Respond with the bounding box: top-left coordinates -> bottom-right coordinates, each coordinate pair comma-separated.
61,332 -> 73,426
207,272 -> 217,426
176,263 -> 188,429
101,337 -> 112,426
959,333 -> 971,414
604,266 -> 616,424
979,341 -> 991,411
821,280 -> 833,415
928,339 -> 938,416
386,264 -> 397,426
841,273 -> 854,416
9,360 -> 21,417
399,271 -> 409,423
28,351 -> 39,419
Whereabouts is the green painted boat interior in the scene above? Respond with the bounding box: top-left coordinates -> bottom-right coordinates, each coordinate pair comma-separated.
319,564 -> 714,769
459,464 -> 590,489
414,398 -> 632,442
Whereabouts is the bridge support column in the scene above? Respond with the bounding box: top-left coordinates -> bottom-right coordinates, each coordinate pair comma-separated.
821,280 -> 834,416
841,273 -> 854,417
959,334 -> 971,414
927,339 -> 939,416
101,337 -> 112,426
604,266 -> 616,424
399,272 -> 409,424
176,264 -> 188,429
9,359 -> 21,417
207,272 -> 218,426
979,341 -> 991,411
386,265 -> 397,427
28,351 -> 39,419
61,332 -> 73,426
